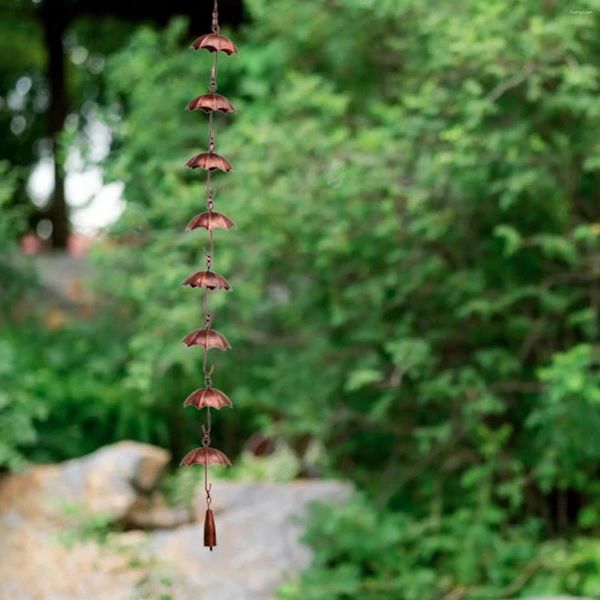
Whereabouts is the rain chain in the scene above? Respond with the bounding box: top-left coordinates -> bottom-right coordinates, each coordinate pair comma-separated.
179,0 -> 237,551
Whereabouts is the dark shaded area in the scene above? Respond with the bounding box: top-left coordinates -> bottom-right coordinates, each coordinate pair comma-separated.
68,0 -> 245,29
0,0 -> 245,248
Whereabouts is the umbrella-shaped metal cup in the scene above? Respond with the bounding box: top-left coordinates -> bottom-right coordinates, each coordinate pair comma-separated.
186,151 -> 232,172
191,32 -> 238,55
184,387 -> 233,410
187,92 -> 235,114
180,446 -> 232,467
182,328 -> 231,350
182,271 -> 231,291
187,211 -> 235,231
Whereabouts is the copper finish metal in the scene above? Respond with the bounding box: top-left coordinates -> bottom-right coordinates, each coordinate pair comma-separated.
187,211 -> 235,231
187,92 -> 235,114
184,387 -> 233,410
186,151 -> 233,172
191,33 -> 238,55
180,446 -> 232,467
181,0 -> 238,550
204,509 -> 217,550
183,271 -> 231,290
182,328 -> 231,350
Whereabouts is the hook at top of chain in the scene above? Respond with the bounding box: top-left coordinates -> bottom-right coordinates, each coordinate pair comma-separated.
212,0 -> 220,34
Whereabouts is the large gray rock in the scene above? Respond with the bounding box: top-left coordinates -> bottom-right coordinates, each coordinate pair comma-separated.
0,442 -> 352,600
146,480 -> 353,599
0,440 -> 169,523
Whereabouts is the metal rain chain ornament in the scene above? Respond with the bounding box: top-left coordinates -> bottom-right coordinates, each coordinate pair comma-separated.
180,0 -> 237,551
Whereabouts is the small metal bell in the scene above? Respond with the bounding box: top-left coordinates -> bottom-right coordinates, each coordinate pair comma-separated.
204,508 -> 217,550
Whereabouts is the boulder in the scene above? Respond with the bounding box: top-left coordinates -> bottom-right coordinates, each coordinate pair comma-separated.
147,480 -> 353,599
0,442 -> 353,600
0,440 -> 169,523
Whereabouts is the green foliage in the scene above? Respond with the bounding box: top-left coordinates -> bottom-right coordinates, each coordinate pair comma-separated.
56,502 -> 117,547
0,332 -> 47,470
0,160 -> 32,315
280,496 -> 600,600
528,343 -> 600,514
0,160 -> 45,470
93,0 -> 600,596
0,315 -> 134,468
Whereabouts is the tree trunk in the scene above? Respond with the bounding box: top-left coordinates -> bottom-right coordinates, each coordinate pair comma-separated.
42,0 -> 69,249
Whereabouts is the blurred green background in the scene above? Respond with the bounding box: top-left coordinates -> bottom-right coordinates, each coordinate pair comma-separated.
2,0 -> 600,597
